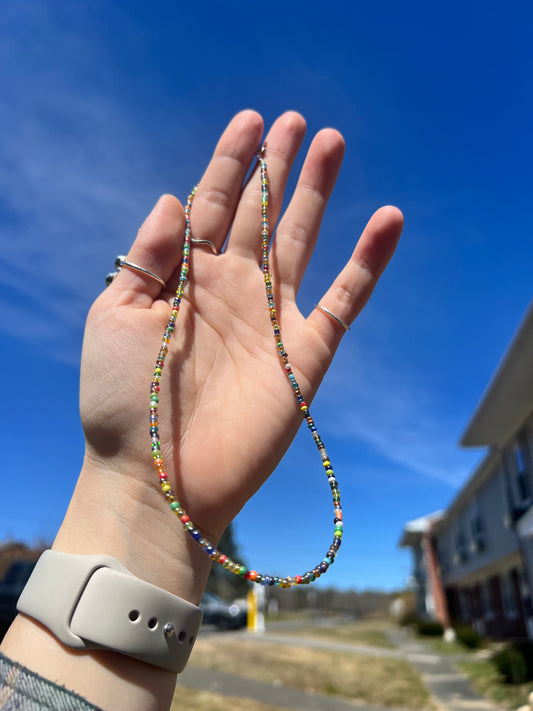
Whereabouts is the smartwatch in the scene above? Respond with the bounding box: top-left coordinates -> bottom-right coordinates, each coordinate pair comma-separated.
17,550 -> 203,673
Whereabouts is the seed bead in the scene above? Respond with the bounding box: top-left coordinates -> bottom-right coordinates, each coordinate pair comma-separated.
150,152 -> 343,587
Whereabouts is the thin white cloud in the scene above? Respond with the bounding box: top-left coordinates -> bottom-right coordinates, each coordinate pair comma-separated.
0,5 -> 200,364
313,339 -> 481,488
0,6 -> 483,491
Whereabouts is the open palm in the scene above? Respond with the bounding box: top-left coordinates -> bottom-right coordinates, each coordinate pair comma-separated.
79,110 -> 402,549
1,111 -> 402,711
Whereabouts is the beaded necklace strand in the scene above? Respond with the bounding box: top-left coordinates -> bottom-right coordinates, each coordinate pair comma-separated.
149,149 -> 343,588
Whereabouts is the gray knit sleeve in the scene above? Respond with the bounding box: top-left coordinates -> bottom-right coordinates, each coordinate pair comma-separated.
0,653 -> 100,711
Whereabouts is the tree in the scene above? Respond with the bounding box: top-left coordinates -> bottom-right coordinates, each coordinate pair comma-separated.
205,523 -> 250,600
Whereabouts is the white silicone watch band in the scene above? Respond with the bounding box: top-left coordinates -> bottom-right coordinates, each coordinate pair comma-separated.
17,550 -> 203,673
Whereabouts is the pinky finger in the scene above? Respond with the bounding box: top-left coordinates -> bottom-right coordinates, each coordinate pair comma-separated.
308,205 -> 403,349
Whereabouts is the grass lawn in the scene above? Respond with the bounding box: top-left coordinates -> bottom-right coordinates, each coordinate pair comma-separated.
285,619 -> 396,649
458,659 -> 533,710
171,687 -> 284,711
188,636 -> 433,709
426,636 -> 482,656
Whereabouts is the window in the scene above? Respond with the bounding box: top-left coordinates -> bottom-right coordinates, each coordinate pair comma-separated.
501,572 -> 518,619
480,580 -> 494,619
471,585 -> 483,620
459,588 -> 472,621
454,524 -> 467,563
503,435 -> 532,518
469,499 -> 485,552
517,469 -> 530,502
513,433 -> 531,504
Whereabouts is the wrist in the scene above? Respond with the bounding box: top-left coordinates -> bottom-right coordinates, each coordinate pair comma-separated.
0,457 -> 211,709
53,454 -> 213,605
1,614 -> 178,711
2,457 -> 211,711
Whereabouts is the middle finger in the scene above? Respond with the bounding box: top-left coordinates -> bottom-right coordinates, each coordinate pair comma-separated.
225,111 -> 307,260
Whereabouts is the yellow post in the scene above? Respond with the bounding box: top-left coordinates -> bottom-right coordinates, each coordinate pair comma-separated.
247,589 -> 257,631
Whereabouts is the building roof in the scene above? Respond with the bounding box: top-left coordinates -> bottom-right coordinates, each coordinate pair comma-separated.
461,301 -> 533,448
400,300 -> 532,547
436,448 -> 500,525
399,511 -> 445,548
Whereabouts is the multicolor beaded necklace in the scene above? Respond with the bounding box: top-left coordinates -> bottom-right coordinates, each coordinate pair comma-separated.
149,148 -> 343,588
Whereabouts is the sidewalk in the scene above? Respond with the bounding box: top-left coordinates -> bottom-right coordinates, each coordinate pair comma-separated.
179,627 -> 501,711
386,627 -> 499,711
180,629 -> 409,711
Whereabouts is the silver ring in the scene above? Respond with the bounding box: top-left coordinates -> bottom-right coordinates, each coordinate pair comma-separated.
190,238 -> 219,255
106,255 -> 166,288
315,304 -> 350,332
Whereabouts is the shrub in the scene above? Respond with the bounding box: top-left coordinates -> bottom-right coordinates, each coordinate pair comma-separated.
493,646 -> 528,684
493,642 -> 533,684
398,611 -> 419,628
454,625 -> 483,649
416,620 -> 444,637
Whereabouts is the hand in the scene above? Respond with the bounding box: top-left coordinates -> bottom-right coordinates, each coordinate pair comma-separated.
71,110 -> 403,593
2,110 -> 402,710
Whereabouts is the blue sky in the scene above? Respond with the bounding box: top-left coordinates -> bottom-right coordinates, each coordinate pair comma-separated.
1,1 -> 531,591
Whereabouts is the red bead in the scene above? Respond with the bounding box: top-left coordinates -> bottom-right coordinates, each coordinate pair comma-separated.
149,158 -> 341,590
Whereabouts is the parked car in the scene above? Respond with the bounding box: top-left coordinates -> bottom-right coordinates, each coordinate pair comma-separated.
200,592 -> 247,630
0,559 -> 36,640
